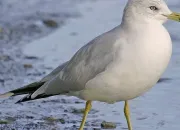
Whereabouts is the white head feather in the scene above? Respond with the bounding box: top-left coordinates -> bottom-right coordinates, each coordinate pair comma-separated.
123,0 -> 172,24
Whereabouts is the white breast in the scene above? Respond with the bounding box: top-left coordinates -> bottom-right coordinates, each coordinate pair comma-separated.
113,23 -> 172,99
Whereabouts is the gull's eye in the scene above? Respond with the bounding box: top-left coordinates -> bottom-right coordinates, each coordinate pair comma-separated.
149,6 -> 159,11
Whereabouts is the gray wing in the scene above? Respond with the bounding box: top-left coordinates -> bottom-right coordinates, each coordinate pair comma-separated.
41,61 -> 69,82
31,26 -> 121,98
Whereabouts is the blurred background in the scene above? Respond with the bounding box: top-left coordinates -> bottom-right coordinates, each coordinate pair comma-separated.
0,0 -> 180,130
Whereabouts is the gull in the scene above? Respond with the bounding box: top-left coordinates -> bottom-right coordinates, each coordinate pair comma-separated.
0,0 -> 180,129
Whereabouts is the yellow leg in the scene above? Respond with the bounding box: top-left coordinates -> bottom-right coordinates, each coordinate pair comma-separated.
79,101 -> 92,130
124,101 -> 132,130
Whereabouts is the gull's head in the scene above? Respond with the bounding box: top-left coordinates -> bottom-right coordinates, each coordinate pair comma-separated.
124,0 -> 180,24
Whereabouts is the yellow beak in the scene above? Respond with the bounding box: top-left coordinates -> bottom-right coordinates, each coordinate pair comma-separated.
164,12 -> 180,22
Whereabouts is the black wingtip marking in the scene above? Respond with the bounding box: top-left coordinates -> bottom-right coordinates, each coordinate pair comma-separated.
15,94 -> 54,104
15,94 -> 32,104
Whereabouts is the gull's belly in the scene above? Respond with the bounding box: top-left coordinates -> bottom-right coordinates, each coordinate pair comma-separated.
80,63 -> 165,103
80,52 -> 171,103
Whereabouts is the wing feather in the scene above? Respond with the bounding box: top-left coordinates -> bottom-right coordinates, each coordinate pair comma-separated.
31,26 -> 121,98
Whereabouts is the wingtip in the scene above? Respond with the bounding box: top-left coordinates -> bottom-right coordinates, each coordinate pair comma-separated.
15,100 -> 22,104
15,94 -> 32,104
0,92 -> 14,98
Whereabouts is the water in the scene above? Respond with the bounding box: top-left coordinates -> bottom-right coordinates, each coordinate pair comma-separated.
1,0 -> 180,130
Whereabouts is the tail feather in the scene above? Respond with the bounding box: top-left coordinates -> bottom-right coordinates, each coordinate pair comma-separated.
0,81 -> 45,98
